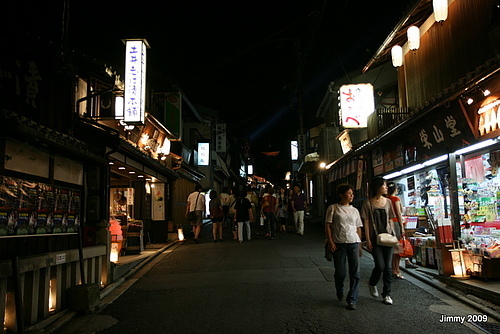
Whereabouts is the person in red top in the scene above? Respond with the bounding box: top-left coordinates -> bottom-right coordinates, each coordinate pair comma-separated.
386,182 -> 407,279
261,187 -> 278,239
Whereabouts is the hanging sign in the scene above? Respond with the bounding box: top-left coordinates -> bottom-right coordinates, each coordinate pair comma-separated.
123,39 -> 149,124
339,83 -> 375,128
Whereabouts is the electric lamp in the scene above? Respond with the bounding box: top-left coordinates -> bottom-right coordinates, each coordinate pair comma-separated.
433,0 -> 448,23
110,243 -> 119,263
178,225 -> 185,241
391,45 -> 403,67
407,26 -> 420,51
449,242 -> 470,279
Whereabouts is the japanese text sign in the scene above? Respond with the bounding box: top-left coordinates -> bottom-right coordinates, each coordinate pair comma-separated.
339,83 -> 375,128
124,39 -> 148,124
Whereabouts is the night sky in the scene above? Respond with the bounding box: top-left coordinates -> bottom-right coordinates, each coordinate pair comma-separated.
5,0 -> 412,180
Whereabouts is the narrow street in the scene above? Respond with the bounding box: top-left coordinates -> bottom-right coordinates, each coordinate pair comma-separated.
58,218 -> 497,334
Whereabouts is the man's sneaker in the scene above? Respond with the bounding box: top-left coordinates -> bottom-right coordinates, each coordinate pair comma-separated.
368,284 -> 379,298
383,295 -> 393,305
346,303 -> 356,310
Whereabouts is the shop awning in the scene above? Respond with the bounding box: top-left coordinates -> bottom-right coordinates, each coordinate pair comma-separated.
1,109 -> 106,164
109,141 -> 180,182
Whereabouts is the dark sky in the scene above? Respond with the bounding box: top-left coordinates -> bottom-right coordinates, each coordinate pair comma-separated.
6,0 -> 411,180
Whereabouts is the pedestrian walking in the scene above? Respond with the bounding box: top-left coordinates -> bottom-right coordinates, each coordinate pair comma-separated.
287,188 -> 295,232
220,186 -> 230,228
185,184 -> 205,243
325,184 -> 363,310
386,182 -> 406,279
277,187 -> 288,233
361,177 -> 397,305
261,187 -> 277,239
234,188 -> 253,243
227,187 -> 238,240
209,190 -> 224,242
291,185 -> 307,235
246,186 -> 259,224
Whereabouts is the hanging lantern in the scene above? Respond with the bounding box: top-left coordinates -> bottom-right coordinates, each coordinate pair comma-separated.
433,0 -> 448,23
407,26 -> 420,51
391,45 -> 403,67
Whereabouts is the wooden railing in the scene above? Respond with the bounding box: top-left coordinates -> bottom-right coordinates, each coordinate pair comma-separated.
0,245 -> 107,332
375,107 -> 413,135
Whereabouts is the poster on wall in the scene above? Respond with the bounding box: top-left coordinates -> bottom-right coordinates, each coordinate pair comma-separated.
372,147 -> 383,167
356,157 -> 364,190
152,183 -> 165,221
0,176 -> 80,237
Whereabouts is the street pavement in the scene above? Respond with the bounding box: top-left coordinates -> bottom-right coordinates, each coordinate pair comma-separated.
57,217 -> 497,334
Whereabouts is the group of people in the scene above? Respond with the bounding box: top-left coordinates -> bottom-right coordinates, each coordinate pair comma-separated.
188,178 -> 412,311
325,177 -> 415,311
185,184 -> 308,244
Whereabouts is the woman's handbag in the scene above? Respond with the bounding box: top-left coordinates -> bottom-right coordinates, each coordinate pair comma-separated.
399,237 -> 414,258
376,233 -> 399,247
370,201 -> 398,247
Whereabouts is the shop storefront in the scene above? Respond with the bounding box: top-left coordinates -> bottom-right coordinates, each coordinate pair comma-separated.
380,81 -> 500,279
457,144 -> 500,278
107,138 -> 179,255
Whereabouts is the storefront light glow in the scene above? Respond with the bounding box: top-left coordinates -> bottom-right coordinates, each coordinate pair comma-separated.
384,171 -> 403,179
385,156 -> 448,179
423,154 -> 448,166
401,163 -> 424,174
454,139 -> 498,155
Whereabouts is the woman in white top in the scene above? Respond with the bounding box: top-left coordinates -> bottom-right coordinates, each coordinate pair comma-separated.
325,184 -> 363,311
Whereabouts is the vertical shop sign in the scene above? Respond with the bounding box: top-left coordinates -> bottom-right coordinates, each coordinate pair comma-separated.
215,123 -> 227,153
197,142 -> 210,166
127,188 -> 135,205
152,183 -> 165,221
297,135 -> 307,160
123,39 -> 149,125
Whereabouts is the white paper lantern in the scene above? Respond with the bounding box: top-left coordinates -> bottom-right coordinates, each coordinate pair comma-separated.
391,45 -> 403,67
433,0 -> 448,23
407,26 -> 420,51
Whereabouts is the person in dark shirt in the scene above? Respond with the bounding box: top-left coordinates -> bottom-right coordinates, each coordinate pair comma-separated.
234,187 -> 253,243
291,185 -> 307,235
